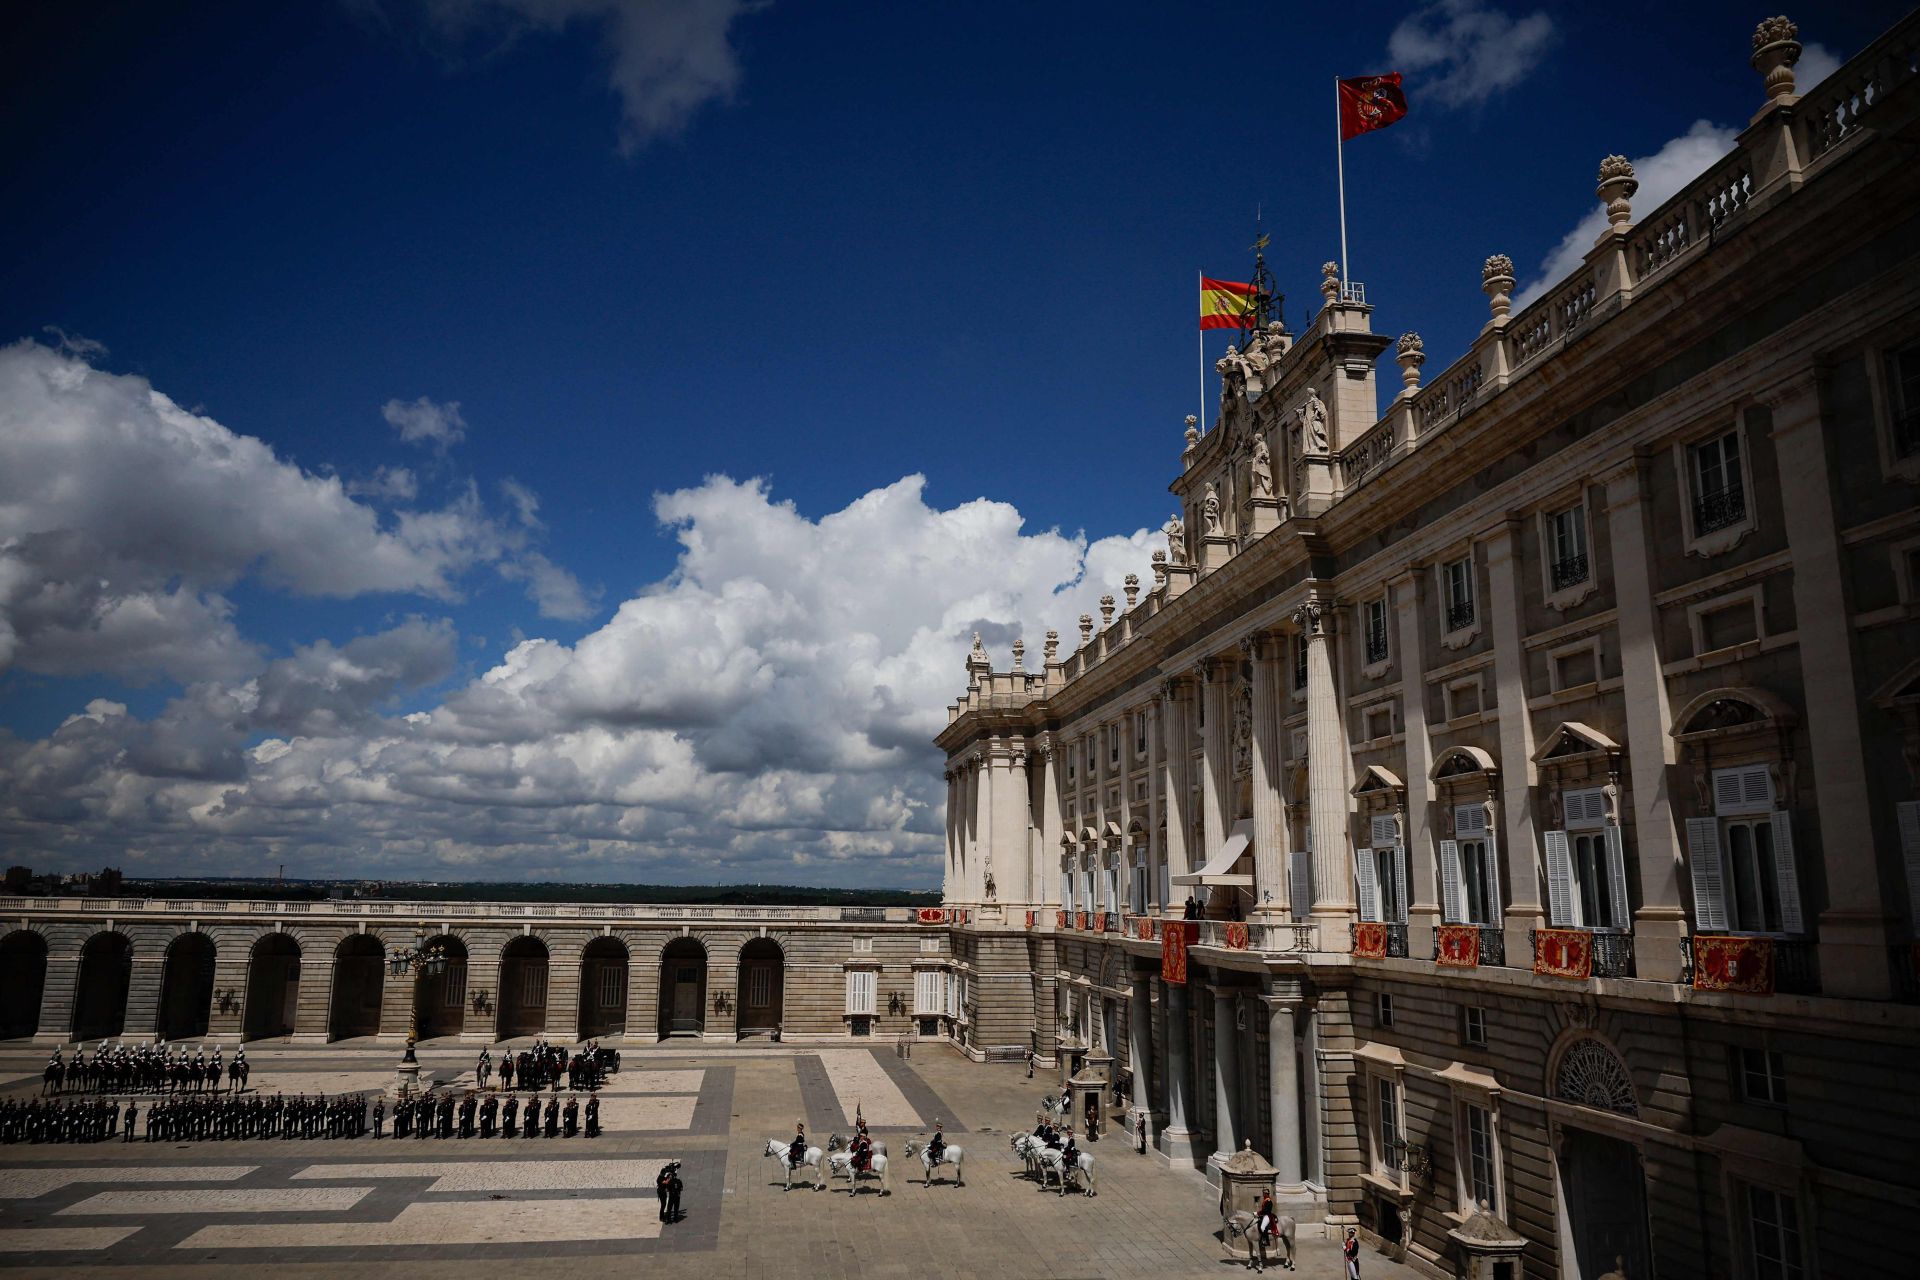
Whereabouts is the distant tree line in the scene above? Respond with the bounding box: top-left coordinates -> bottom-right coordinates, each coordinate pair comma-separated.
8,872 -> 935,908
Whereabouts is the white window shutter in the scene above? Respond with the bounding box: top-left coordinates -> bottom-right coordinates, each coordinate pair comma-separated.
1603,823 -> 1632,930
1372,815 -> 1399,847
1354,847 -> 1379,921
1397,844 -> 1412,923
1770,811 -> 1805,935
1712,769 -> 1744,813
1290,848 -> 1313,917
1685,817 -> 1729,931
1901,801 -> 1920,929
1564,788 -> 1605,830
1744,767 -> 1775,811
1713,765 -> 1774,815
1439,840 -> 1463,923
1159,861 -> 1172,911
1544,830 -> 1575,926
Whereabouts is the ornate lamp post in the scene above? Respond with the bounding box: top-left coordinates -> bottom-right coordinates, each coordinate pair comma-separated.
388,932 -> 451,1090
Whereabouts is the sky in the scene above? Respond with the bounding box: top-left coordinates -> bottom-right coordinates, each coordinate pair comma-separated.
0,1 -> 1904,888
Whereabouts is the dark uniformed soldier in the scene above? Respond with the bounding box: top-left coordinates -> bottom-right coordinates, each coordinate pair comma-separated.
501,1094 -> 518,1138
666,1163 -> 683,1223
122,1099 -> 136,1142
524,1095 -> 540,1138
584,1095 -> 600,1138
543,1092 -> 559,1138
789,1122 -> 807,1169
563,1096 -> 579,1137
459,1092 -> 477,1139
928,1119 -> 947,1166
373,1098 -> 385,1139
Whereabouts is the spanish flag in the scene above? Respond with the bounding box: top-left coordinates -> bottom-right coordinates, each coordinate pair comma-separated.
1200,276 -> 1255,331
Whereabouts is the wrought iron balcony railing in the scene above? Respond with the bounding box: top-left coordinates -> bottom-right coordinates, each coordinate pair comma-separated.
1692,485 -> 1747,533
1364,632 -> 1389,665
1385,922 -> 1409,958
1591,929 -> 1635,978
1476,925 -> 1506,967
1774,938 -> 1821,994
1445,600 -> 1476,632
1549,553 -> 1590,591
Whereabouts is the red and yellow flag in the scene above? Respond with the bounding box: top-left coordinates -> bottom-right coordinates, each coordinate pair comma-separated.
1338,73 -> 1408,140
1199,277 -> 1255,331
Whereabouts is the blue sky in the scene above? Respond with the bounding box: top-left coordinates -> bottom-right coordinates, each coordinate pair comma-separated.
0,1 -> 1901,886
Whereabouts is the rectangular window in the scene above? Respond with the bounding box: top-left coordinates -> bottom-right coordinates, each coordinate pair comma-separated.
1374,1075 -> 1401,1174
1572,831 -> 1610,927
1132,855 -> 1148,915
1690,429 -> 1747,533
1547,504 -> 1590,589
1365,704 -> 1394,742
1889,345 -> 1920,459
1447,678 -> 1482,721
1464,1102 -> 1498,1212
1699,599 -> 1760,651
1293,635 -> 1308,691
1364,598 -> 1390,665
1747,1185 -> 1805,1280
1553,647 -> 1597,690
1444,558 -> 1476,631
1444,803 -> 1501,926
1110,725 -> 1120,763
852,936 -> 873,952
845,970 -> 876,1016
1735,1046 -> 1787,1105
920,937 -> 942,954
748,966 -> 772,1007
519,964 -> 545,1009
1135,712 -> 1147,756
1725,816 -> 1784,933
444,960 -> 467,1010
1376,991 -> 1394,1027
915,970 -> 941,1014
598,965 -> 625,1008
1461,1005 -> 1486,1047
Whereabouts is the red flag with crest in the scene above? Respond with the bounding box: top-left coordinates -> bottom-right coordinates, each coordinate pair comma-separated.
1338,74 -> 1408,140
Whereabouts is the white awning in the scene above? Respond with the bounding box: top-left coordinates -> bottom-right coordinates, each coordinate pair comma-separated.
1173,821 -> 1253,886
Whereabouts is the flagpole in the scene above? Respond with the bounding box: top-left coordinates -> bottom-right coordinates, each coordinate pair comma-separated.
1335,77 -> 1350,288
1197,270 -> 1205,429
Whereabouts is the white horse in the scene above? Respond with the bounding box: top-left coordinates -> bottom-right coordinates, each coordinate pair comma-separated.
762,1137 -> 826,1190
826,1133 -> 889,1159
1224,1208 -> 1297,1271
822,1143 -> 890,1195
1010,1131 -> 1045,1179
1012,1134 -> 1095,1196
901,1138 -> 964,1186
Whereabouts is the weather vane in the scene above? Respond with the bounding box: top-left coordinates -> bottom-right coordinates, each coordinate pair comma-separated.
1238,221 -> 1284,338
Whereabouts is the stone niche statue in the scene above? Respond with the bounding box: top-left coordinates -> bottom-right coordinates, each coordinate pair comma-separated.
1295,387 -> 1330,455
1163,512 -> 1189,566
1202,483 -> 1223,535
1249,433 -> 1274,497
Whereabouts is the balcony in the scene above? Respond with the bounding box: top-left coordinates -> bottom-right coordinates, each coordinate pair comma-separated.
1364,632 -> 1390,665
1549,553 -> 1590,591
1591,930 -> 1635,978
1692,485 -> 1747,534
1775,939 -> 1820,994
1476,925 -> 1505,967
1445,600 -> 1476,632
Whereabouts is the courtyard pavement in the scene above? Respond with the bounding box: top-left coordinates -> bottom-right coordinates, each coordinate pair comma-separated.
0,1039 -> 1421,1279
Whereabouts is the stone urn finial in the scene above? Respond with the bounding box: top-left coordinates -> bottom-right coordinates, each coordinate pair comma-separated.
1150,550 -> 1167,589
1320,261 -> 1341,303
1123,573 -> 1140,610
1043,629 -> 1060,664
1396,332 -> 1426,393
1751,16 -> 1803,103
1010,637 -> 1025,671
1183,414 -> 1200,453
1596,155 -> 1638,230
1078,613 -> 1094,647
1099,594 -> 1116,629
1481,254 -> 1515,322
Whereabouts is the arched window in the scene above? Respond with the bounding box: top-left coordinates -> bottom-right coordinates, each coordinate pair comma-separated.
1671,689 -> 1804,936
1553,1037 -> 1639,1117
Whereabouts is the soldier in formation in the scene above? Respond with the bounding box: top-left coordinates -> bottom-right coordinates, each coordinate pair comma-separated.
0,1095 -> 120,1143
42,1042 -> 232,1095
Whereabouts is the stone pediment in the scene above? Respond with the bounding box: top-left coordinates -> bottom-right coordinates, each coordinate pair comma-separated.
1349,764 -> 1404,798
1533,721 -> 1621,764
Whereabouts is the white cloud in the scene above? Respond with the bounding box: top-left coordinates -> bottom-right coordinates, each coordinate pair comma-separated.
348,465 -> 419,502
0,340 -> 591,680
0,471 -> 1155,888
382,394 -> 467,450
1794,42 -> 1841,93
1388,1 -> 1555,108
1512,119 -> 1739,308
417,0 -> 766,152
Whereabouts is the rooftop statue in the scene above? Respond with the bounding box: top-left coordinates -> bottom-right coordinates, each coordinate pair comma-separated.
1250,433 -> 1274,497
1163,512 -> 1188,566
1202,483 -> 1223,535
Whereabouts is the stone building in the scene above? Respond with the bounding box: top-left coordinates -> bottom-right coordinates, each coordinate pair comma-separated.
934,15 -> 1920,1280
0,898 -> 943,1047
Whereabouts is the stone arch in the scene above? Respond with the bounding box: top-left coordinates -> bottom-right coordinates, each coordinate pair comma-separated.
72,930 -> 134,1042
0,930 -> 49,1039
328,933 -> 385,1041
1671,686 -> 1796,738
1547,1030 -> 1639,1117
243,931 -> 302,1041
578,935 -> 630,1039
735,936 -> 785,1039
497,935 -> 551,1040
658,935 -> 707,1039
1430,744 -> 1499,782
414,934 -> 469,1040
157,932 -> 216,1041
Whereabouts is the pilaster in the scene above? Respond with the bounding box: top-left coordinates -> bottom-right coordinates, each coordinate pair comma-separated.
1299,597 -> 1354,933
1392,570 -> 1439,958
1485,523 -> 1545,963
1161,677 -> 1194,895
1246,632 -> 1287,916
1200,658 -> 1233,872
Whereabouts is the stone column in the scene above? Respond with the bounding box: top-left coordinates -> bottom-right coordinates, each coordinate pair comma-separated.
1162,979 -> 1201,1162
1298,598 -> 1353,931
290,949 -> 333,1043
1201,660 -> 1232,872
1161,677 -> 1194,898
1146,698 -> 1164,911
992,740 -> 1031,907
36,937 -> 82,1042
1130,971 -> 1154,1122
1392,570 -> 1439,958
943,769 -> 958,905
1485,523 -> 1545,964
1768,379 -> 1893,998
1038,741 -> 1064,908
1265,990 -> 1304,1186
125,952 -> 165,1043
979,749 -> 996,903
1246,633 -> 1286,916
1602,461 -> 1688,981
1210,985 -> 1240,1163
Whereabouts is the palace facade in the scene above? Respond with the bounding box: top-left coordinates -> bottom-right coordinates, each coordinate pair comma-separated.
935,14 -> 1920,1280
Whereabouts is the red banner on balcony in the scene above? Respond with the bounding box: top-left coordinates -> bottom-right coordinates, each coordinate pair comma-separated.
1224,921 -> 1251,950
1692,934 -> 1775,994
1436,924 -> 1481,968
1056,910 -> 1067,928
1137,916 -> 1156,940
1534,927 -> 1592,979
1353,922 -> 1388,959
1161,921 -> 1198,984
916,908 -> 946,925
1074,911 -> 1087,930
1093,913 -> 1108,933
1024,910 -> 1035,929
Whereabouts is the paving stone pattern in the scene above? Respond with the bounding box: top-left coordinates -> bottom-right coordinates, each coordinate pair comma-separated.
0,1041 -> 1421,1278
